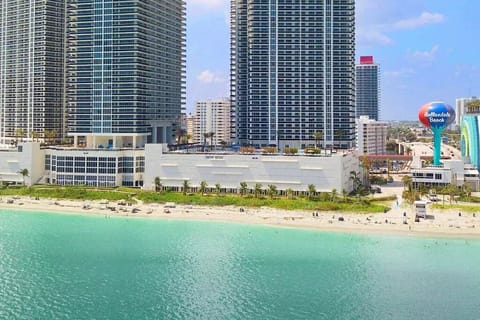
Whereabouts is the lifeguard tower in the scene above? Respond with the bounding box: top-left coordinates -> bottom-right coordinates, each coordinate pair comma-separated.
414,200 -> 428,218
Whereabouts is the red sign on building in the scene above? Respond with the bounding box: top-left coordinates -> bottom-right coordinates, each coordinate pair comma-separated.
360,56 -> 374,64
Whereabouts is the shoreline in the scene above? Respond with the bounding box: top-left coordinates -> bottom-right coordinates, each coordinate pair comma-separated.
0,196 -> 479,239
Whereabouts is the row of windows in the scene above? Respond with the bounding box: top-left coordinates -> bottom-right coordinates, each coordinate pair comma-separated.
54,174 -> 143,187
45,155 -> 145,173
412,172 -> 443,180
56,174 -> 116,187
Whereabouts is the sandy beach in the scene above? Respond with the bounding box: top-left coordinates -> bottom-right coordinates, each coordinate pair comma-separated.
0,195 -> 479,238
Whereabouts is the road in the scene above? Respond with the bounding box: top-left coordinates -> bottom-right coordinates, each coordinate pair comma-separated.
403,141 -> 462,160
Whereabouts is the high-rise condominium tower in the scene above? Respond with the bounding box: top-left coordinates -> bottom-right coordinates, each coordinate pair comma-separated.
231,0 -> 356,149
67,0 -> 185,148
356,56 -> 380,121
0,1 -> 66,144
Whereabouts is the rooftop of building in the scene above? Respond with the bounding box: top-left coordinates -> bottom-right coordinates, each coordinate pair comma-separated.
39,142 -> 355,158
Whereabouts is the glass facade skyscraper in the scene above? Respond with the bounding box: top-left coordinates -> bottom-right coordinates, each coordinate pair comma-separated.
356,56 -> 380,121
0,0 -> 66,144
67,0 -> 185,148
231,0 -> 356,150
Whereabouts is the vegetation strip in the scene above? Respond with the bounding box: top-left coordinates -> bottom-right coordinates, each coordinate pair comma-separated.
0,185 -> 390,213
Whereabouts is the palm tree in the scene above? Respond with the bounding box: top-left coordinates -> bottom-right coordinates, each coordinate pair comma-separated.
330,188 -> 337,202
183,134 -> 192,144
215,183 -> 221,195
335,129 -> 346,148
462,183 -> 472,201
312,130 -> 323,149
447,184 -> 457,204
418,185 -> 428,199
31,131 -> 40,142
356,185 -> 366,203
199,180 -> 208,194
176,128 -> 187,144
267,184 -> 277,199
44,130 -> 57,145
404,146 -> 412,156
439,186 -> 447,205
386,159 -> 391,178
203,132 -> 215,146
360,156 -> 372,187
154,176 -> 162,192
307,184 -> 316,200
401,175 -> 413,191
369,187 -> 376,199
342,189 -> 348,202
402,189 -> 416,204
254,183 -> 262,198
18,168 -> 29,186
15,128 -> 24,145
349,171 -> 361,191
182,180 -> 190,195
219,140 -> 228,149
203,132 -> 210,147
285,188 -> 294,200
239,182 -> 248,197
209,132 -> 215,147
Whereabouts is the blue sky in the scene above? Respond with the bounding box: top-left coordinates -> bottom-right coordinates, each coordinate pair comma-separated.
186,0 -> 480,120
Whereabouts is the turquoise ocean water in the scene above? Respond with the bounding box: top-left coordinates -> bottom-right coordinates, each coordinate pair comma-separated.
0,209 -> 479,320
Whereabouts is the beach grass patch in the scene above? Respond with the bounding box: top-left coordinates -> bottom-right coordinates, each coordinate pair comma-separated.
0,186 -> 389,213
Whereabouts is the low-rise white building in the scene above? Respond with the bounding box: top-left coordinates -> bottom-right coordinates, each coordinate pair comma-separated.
0,143 -> 44,185
43,147 -> 146,187
144,144 -> 359,193
356,116 -> 388,155
411,159 -> 480,191
0,143 -> 146,187
0,142 -> 360,192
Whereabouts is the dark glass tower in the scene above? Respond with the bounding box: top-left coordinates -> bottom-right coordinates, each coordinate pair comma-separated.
231,0 -> 356,149
356,56 -> 380,121
0,0 -> 66,143
67,0 -> 185,148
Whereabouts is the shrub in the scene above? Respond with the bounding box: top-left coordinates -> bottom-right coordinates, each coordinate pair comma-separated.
261,146 -> 277,154
369,175 -> 387,185
370,195 -> 397,202
240,146 -> 255,153
305,147 -> 321,154
284,147 -> 298,155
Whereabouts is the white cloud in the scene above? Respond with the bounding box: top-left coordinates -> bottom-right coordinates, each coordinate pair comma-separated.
393,12 -> 445,30
188,0 -> 229,26
384,68 -> 416,78
196,70 -> 226,84
356,1 -> 446,49
409,45 -> 440,61
357,30 -> 393,47
189,0 -> 226,9
188,0 -> 228,16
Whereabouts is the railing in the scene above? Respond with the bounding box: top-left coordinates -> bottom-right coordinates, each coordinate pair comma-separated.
42,146 -> 143,152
